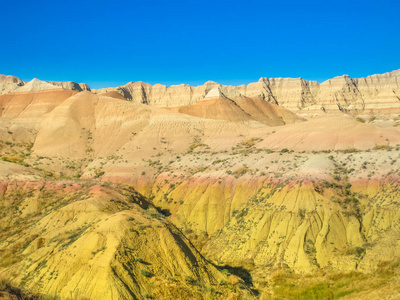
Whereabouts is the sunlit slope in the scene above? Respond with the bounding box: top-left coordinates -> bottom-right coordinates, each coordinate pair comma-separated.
32,91 -> 267,158
0,87 -> 77,120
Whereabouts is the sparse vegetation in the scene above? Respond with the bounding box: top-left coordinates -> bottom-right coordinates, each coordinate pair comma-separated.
188,137 -> 206,153
356,116 -> 365,123
140,269 -> 151,277
233,167 -> 249,177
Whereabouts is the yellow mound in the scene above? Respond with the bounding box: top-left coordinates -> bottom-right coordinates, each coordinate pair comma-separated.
0,181 -> 250,299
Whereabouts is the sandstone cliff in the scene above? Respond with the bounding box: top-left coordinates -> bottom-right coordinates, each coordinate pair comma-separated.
47,80 -> 91,92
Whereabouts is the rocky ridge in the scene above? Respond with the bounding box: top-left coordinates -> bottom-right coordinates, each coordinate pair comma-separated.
91,70 -> 400,114
0,77 -> 91,96
0,75 -> 24,95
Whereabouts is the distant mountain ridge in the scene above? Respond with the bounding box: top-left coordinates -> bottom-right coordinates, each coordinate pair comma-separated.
1,69 -> 399,114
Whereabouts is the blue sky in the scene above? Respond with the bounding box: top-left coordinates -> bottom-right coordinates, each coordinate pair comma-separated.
0,0 -> 399,89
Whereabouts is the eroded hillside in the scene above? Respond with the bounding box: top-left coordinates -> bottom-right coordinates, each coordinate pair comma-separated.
1,71 -> 400,299
0,174 -> 254,299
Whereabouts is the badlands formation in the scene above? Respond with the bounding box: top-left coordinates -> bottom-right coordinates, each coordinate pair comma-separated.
0,70 -> 400,299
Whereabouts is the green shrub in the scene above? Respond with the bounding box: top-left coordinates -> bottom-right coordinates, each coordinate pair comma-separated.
280,148 -> 289,154
140,269 -> 151,277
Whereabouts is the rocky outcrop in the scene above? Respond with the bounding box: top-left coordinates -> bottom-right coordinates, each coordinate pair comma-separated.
47,80 -> 91,92
114,81 -> 221,106
0,75 -> 24,95
78,83 -> 91,91
15,78 -> 61,92
235,77 -> 320,110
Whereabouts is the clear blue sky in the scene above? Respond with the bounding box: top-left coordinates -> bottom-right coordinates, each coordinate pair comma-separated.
1,0 -> 399,89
